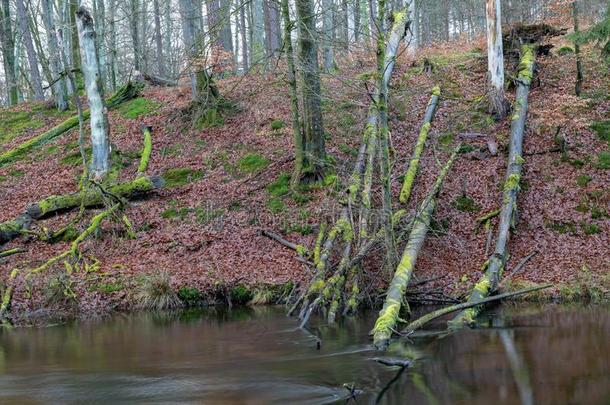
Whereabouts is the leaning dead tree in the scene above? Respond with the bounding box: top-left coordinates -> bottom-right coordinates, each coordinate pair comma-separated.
446,44 -> 536,327
372,146 -> 460,350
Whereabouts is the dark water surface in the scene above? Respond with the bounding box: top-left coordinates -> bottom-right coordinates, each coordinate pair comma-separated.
0,304 -> 609,404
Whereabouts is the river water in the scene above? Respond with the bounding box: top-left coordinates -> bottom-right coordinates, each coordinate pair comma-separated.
0,304 -> 608,404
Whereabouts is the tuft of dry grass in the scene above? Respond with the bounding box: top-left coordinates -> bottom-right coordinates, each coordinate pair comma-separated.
135,271 -> 180,310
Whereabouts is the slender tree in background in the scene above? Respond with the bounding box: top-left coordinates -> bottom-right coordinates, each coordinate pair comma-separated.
93,0 -> 108,87
154,0 -> 167,76
76,6 -> 110,179
573,1 -> 584,96
280,0 -> 303,186
321,0 -> 334,71
179,0 -> 218,105
485,0 -> 509,119
263,0 -> 281,62
0,0 -> 18,105
108,0 -> 118,90
295,0 -> 326,182
239,0 -> 249,71
129,0 -> 141,71
250,0 -> 265,66
42,0 -> 69,111
16,0 -> 44,100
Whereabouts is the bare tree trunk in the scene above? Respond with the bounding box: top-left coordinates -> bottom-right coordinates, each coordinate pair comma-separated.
93,0 -> 108,88
295,0 -> 326,182
239,0 -> 249,71
486,0 -> 509,120
409,0 -> 418,51
572,1 -> 583,96
280,0 -> 303,186
0,0 -> 19,105
129,0 -> 141,70
154,0 -> 166,76
139,0 -> 149,71
41,0 -> 69,111
76,6 -> 110,179
108,0 -> 117,90
353,0 -> 361,42
322,0 -> 334,71
263,0 -> 281,62
69,0 -> 80,74
16,0 -> 44,100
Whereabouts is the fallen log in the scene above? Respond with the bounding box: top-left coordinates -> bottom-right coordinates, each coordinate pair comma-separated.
0,81 -> 142,167
399,86 -> 441,204
372,146 -> 460,350
0,214 -> 32,245
0,176 -> 163,246
0,248 -> 26,258
26,176 -> 164,219
449,44 -> 536,328
140,72 -> 177,87
402,284 -> 552,334
137,126 -> 153,175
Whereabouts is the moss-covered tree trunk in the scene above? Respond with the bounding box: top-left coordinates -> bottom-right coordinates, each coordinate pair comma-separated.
372,146 -> 460,350
295,0 -> 325,182
399,86 -> 441,204
449,44 -> 535,328
280,0 -> 304,187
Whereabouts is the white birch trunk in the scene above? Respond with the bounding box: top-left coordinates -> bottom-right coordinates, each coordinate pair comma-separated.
76,6 -> 110,179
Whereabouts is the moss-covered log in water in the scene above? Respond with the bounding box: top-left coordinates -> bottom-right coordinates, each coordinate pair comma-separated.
372,146 -> 460,350
449,44 -> 535,328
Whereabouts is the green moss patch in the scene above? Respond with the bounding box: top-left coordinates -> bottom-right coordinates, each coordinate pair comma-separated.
548,221 -> 577,235
267,198 -> 286,213
270,119 -> 285,130
596,151 -> 610,169
590,121 -> 610,144
576,175 -> 592,187
581,222 -> 601,235
178,287 -> 202,306
230,284 -> 253,305
117,97 -> 160,119
453,195 -> 481,213
237,153 -> 269,174
557,45 -> 574,55
267,172 -> 291,197
162,167 -> 204,188
0,104 -> 72,145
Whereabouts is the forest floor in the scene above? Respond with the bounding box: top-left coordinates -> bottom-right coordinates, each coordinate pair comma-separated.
1,33 -> 609,323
